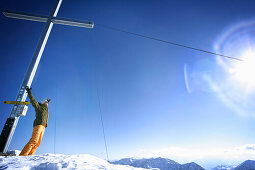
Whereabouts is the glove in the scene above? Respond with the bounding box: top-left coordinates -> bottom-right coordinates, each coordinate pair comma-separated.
25,86 -> 32,92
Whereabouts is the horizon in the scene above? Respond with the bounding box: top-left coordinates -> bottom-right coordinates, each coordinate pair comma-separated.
1,0 -> 255,169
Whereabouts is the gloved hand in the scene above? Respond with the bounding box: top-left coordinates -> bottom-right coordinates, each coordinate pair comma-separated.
25,86 -> 32,92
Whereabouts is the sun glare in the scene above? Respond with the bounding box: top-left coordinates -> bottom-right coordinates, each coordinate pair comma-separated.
230,50 -> 255,87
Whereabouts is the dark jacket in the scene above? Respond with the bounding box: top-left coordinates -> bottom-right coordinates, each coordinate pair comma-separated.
28,91 -> 49,127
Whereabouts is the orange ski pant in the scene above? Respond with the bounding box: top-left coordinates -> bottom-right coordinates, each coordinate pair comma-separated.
20,125 -> 45,156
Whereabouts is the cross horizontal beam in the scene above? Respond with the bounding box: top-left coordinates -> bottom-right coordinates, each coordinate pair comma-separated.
3,10 -> 94,28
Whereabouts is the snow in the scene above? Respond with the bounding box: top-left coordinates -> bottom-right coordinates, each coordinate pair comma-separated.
0,151 -> 145,170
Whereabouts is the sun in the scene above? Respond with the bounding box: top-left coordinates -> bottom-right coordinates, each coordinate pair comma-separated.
229,50 -> 255,88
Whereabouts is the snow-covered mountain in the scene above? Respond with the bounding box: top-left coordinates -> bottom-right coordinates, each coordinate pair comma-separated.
234,160 -> 255,170
211,160 -> 255,170
111,157 -> 205,170
211,165 -> 235,170
0,151 -> 144,170
181,162 -> 205,170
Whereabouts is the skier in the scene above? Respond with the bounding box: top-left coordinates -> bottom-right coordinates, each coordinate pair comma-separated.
19,86 -> 50,156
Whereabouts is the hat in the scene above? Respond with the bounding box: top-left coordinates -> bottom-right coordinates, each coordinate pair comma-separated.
42,99 -> 51,104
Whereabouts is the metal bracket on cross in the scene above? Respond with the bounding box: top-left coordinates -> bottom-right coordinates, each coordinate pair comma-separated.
3,101 -> 30,117
4,101 -> 30,116
3,101 -> 30,105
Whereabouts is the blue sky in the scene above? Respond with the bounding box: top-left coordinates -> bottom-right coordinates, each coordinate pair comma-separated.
1,0 -> 255,168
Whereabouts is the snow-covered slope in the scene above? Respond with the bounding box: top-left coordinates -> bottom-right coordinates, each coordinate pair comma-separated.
1,151 -> 254,170
0,151 -> 144,170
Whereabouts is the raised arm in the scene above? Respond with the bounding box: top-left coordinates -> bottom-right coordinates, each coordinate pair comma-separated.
25,86 -> 39,109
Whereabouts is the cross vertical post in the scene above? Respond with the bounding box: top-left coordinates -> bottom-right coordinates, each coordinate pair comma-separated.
0,0 -> 94,153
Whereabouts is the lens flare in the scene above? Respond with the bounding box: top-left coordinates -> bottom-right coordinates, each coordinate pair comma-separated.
214,19 -> 255,91
230,50 -> 255,88
210,20 -> 255,116
184,20 -> 255,116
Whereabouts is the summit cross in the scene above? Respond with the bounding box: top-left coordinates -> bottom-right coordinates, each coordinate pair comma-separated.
0,0 -> 94,153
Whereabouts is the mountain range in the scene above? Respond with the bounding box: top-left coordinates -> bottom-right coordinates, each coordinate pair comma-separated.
111,157 -> 255,170
111,157 -> 204,170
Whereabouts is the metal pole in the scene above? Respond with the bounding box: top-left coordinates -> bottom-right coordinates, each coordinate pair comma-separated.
0,0 -> 62,153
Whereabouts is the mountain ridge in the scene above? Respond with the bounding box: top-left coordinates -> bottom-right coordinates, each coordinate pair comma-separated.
111,157 -> 205,170
111,157 -> 255,170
